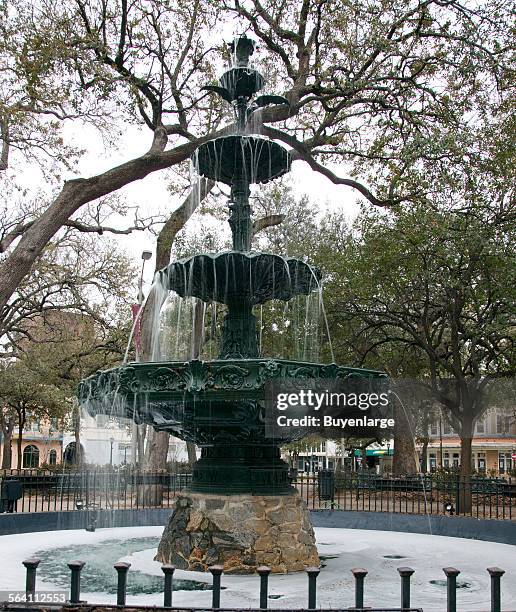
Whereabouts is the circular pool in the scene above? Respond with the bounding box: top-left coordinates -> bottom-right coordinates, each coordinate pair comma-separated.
0,526 -> 514,611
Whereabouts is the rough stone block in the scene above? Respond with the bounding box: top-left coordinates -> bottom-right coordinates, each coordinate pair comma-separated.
155,492 -> 319,574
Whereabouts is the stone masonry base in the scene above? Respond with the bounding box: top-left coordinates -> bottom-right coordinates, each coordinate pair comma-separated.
155,492 -> 319,574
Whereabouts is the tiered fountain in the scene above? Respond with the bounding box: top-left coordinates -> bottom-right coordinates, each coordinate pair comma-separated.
78,36 -> 385,574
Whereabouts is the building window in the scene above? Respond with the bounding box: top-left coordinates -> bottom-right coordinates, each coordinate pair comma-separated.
309,442 -> 326,454
48,449 -> 57,466
496,415 -> 511,434
443,452 -> 450,468
429,453 -> 437,472
429,423 -> 438,436
452,453 -> 460,468
443,422 -> 453,435
476,452 -> 486,472
476,419 -> 485,434
63,442 -> 83,465
23,445 -> 40,468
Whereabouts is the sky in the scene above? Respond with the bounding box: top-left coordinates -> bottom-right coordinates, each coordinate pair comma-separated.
58,121 -> 362,296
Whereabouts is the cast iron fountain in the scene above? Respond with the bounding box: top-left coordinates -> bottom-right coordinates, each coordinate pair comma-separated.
78,36 -> 386,574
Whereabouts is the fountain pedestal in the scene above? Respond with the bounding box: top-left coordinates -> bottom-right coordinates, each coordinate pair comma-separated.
155,492 -> 318,574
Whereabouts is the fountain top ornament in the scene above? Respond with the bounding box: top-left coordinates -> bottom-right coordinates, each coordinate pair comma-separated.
197,34 -> 291,190
78,35 -> 386,496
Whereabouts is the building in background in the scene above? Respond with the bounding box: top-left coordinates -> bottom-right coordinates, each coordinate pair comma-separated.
421,407 -> 516,475
1,418 -> 63,469
63,413 -> 190,467
282,439 -> 393,474
1,412 -> 190,470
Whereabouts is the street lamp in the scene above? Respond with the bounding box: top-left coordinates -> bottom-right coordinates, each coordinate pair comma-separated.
109,437 -> 115,466
138,250 -> 153,305
132,250 -> 152,465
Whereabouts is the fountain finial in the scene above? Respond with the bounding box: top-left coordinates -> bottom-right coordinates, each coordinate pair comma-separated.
229,34 -> 256,68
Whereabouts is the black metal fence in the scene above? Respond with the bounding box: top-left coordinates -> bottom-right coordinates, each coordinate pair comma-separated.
10,555 -> 508,612
1,469 -> 515,519
0,469 -> 191,513
298,471 -> 516,520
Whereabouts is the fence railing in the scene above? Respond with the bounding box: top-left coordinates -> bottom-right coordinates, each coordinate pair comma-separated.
5,555 -> 508,612
0,469 -> 514,519
0,469 -> 191,513
298,471 -> 516,520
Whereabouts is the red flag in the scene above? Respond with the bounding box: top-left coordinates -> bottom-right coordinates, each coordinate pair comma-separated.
131,304 -> 142,357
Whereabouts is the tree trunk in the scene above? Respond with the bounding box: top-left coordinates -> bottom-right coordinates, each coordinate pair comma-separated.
17,415 -> 23,469
144,430 -> 170,470
0,414 -> 14,469
439,415 -> 443,468
458,422 -> 473,514
137,424 -> 146,466
1,433 -> 12,469
392,402 -> 417,476
186,442 -> 196,465
73,402 -> 83,467
130,422 -> 138,466
137,429 -> 170,506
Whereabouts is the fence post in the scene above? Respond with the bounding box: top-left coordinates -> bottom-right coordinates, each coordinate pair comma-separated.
209,565 -> 224,608
351,568 -> 367,609
67,560 -> 85,604
487,567 -> 505,612
306,566 -> 320,610
397,566 -> 415,609
443,567 -> 460,612
257,565 -> 271,609
161,564 -> 175,607
114,561 -> 131,606
22,559 -> 40,597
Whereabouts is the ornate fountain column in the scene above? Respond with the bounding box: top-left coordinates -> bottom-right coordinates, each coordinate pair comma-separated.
154,35 -> 319,573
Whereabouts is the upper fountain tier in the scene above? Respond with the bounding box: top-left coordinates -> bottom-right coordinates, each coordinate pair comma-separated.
197,34 -> 291,186
195,135 -> 290,185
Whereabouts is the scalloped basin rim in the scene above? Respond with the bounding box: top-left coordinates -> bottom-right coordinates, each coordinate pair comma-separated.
160,251 -> 322,304
162,249 -> 321,269
79,358 -> 387,388
78,359 -> 388,444
195,135 -> 291,185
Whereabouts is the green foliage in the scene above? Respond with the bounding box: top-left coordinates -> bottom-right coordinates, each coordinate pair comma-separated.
0,356 -> 69,431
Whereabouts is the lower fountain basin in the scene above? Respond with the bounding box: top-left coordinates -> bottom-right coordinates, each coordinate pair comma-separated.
79,358 -> 385,426
3,527 -> 515,610
78,359 -> 386,494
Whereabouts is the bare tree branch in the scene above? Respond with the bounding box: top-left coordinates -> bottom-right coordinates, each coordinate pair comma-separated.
252,213 -> 285,236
